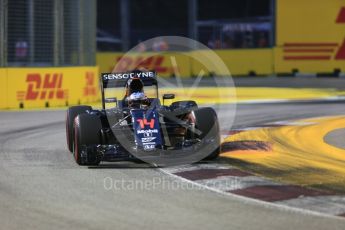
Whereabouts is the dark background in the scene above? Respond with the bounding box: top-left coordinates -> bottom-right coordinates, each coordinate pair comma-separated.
97,0 -> 271,47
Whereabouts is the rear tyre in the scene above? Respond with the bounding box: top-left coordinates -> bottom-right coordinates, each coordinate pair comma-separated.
74,114 -> 102,166
66,106 -> 92,152
194,107 -> 221,160
169,101 -> 198,121
171,100 -> 198,111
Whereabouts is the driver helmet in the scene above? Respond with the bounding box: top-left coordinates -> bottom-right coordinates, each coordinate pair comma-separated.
126,77 -> 144,96
129,91 -> 146,101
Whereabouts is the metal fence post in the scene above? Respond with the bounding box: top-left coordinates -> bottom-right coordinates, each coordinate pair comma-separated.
269,0 -> 276,47
0,0 -> 7,67
53,0 -> 59,66
120,0 -> 130,51
89,0 -> 96,65
59,0 -> 64,65
28,0 -> 34,65
0,0 -> 3,67
188,0 -> 198,41
53,0 -> 64,66
78,0 -> 84,65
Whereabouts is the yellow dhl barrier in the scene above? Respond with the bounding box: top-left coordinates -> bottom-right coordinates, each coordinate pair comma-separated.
97,52 -> 192,77
97,49 -> 274,77
191,49 -> 273,76
1,66 -> 99,109
0,69 -> 8,108
275,0 -> 345,74
274,47 -> 345,74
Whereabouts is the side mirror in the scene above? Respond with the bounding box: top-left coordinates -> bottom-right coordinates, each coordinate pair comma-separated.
163,94 -> 175,100
162,94 -> 175,106
105,97 -> 117,106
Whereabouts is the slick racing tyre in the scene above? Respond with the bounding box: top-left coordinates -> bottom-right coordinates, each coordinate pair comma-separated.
66,106 -> 92,152
73,114 -> 102,166
170,101 -> 198,120
194,107 -> 221,160
171,100 -> 198,111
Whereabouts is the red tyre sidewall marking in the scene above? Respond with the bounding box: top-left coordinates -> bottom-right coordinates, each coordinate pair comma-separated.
74,121 -> 79,162
66,111 -> 70,148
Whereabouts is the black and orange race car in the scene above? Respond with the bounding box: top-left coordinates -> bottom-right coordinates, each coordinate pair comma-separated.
65,71 -> 220,166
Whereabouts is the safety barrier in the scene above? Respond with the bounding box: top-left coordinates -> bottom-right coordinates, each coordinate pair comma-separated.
0,68 -> 7,108
97,49 -> 274,77
96,52 -> 192,77
192,49 -> 273,76
0,67 -> 99,109
275,0 -> 345,75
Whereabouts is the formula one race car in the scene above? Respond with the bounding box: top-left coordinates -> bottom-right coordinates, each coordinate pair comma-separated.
65,71 -> 220,166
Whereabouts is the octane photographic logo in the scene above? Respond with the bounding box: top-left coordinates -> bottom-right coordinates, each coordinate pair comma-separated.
107,36 -> 236,166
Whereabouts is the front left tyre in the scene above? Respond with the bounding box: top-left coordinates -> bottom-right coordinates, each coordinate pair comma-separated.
73,114 -> 102,166
66,106 -> 92,153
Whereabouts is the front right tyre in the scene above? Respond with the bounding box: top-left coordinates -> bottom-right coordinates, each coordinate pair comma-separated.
193,107 -> 221,160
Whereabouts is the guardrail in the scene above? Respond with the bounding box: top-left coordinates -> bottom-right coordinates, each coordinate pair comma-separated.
97,49 -> 274,77
97,48 -> 344,78
0,67 -> 99,109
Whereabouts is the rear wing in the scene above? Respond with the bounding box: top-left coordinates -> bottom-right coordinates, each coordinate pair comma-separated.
100,71 -> 158,109
101,71 -> 157,88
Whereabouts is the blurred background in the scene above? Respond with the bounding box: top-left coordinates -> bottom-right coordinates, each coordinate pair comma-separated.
0,0 -> 344,109
0,0 -> 273,66
97,0 -> 272,51
0,0 -> 96,66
